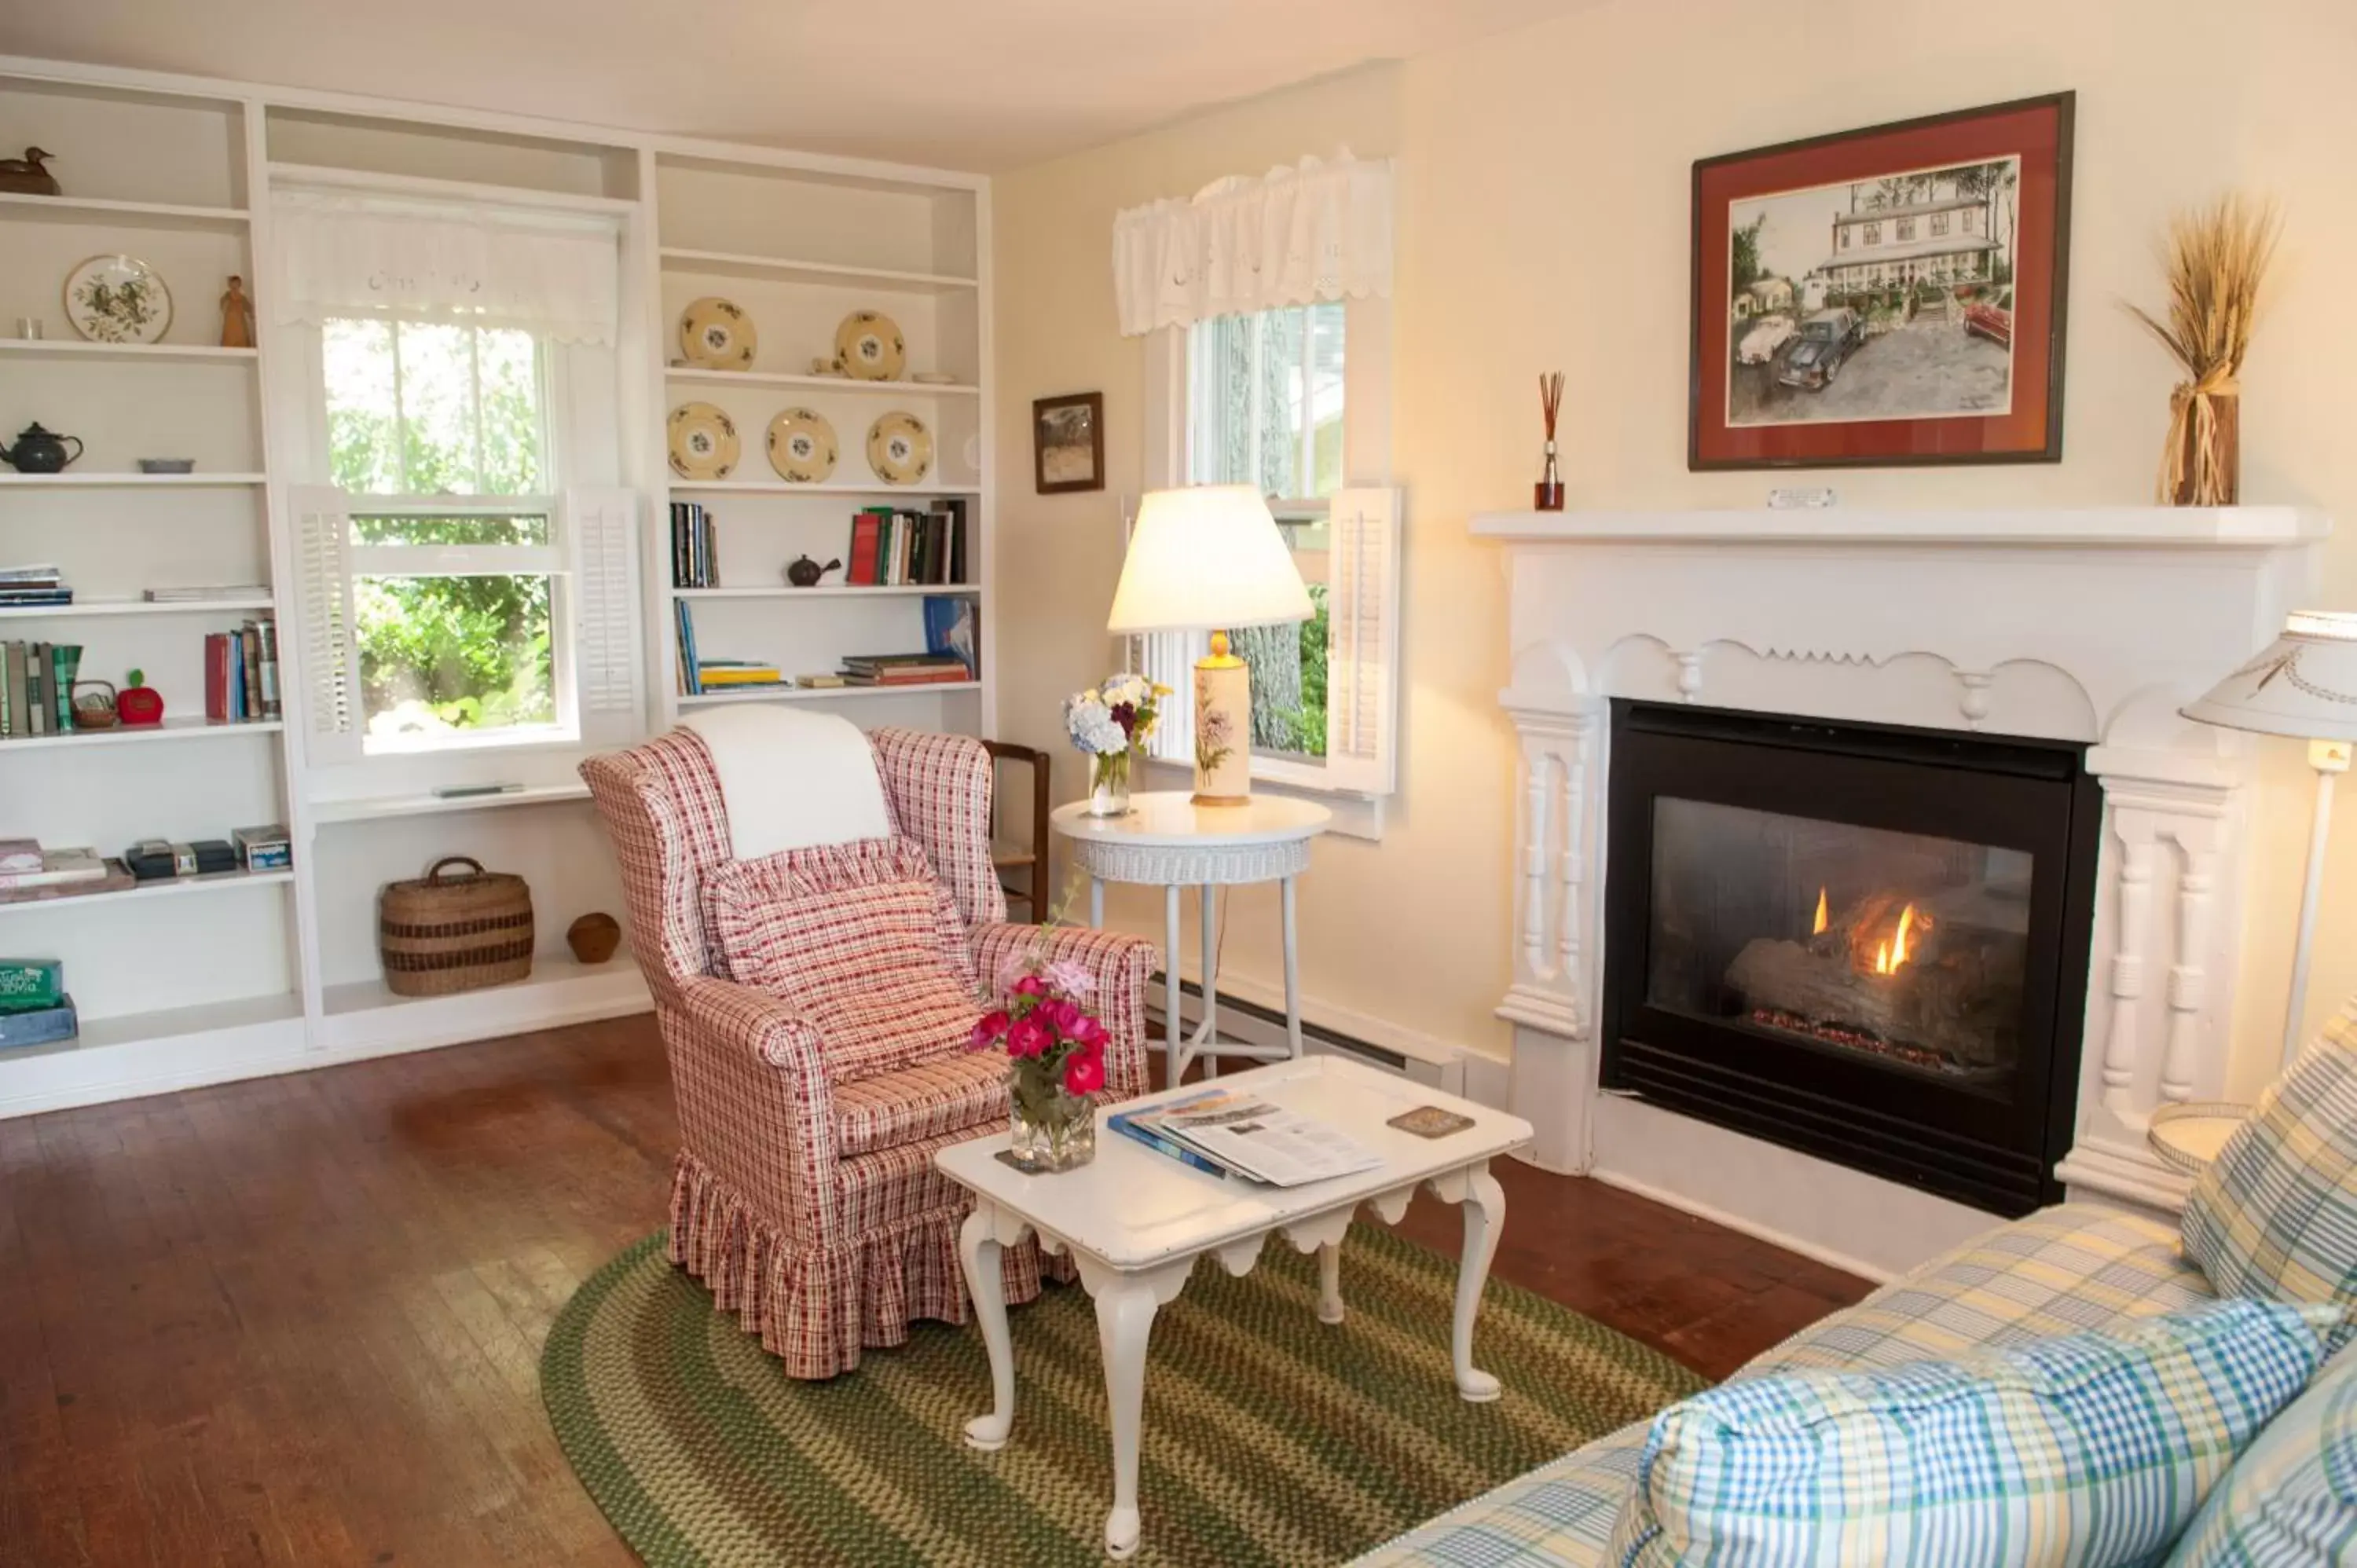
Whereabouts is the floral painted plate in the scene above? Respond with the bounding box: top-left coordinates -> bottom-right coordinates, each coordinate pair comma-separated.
834,310 -> 905,381
765,408 -> 838,484
866,410 -> 932,485
667,402 -> 740,480
680,297 -> 757,370
64,254 -> 172,345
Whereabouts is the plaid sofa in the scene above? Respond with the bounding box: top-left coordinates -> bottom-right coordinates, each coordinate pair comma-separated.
1354,1204 -> 2214,1566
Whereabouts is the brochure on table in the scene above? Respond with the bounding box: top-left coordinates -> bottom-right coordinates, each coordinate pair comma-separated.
1114,1087 -> 1382,1186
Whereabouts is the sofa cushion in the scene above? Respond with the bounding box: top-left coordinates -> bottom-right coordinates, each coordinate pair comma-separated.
703,836 -> 980,1083
2167,1345 -> 2357,1566
2185,1001 -> 2357,1311
832,1051 -> 1007,1156
1610,1299 -> 2341,1568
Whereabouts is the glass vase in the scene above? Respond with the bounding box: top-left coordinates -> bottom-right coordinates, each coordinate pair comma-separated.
1087,747 -> 1134,818
1008,1065 -> 1097,1172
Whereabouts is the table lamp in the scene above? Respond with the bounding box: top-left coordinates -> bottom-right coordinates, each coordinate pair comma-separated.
1106,485 -> 1313,806
2183,610 -> 2357,1064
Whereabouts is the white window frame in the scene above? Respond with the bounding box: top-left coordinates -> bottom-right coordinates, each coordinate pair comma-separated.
1137,295 -> 1399,823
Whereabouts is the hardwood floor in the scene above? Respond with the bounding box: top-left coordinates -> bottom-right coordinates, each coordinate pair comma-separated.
0,1018 -> 1870,1566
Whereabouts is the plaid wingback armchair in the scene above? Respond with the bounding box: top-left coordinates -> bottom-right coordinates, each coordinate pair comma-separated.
581,724 -> 1154,1379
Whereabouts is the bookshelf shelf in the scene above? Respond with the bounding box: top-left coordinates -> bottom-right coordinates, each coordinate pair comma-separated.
0,191 -> 251,231
0,717 -> 282,753
309,783 -> 594,825
658,247 -> 977,293
673,584 -> 978,601
0,471 -> 268,489
0,595 -> 275,619
663,368 -> 977,397
0,340 -> 260,365
677,681 -> 981,707
0,866 -> 294,917
668,479 -> 982,497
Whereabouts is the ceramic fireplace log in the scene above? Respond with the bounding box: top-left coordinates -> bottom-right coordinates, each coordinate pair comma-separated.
1725,936 -> 2007,1070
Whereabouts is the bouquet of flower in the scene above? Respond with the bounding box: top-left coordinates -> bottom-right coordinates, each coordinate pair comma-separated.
970,946 -> 1111,1170
1063,671 -> 1168,757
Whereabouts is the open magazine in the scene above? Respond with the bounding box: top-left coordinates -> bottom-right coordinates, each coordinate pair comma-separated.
1111,1086 -> 1383,1187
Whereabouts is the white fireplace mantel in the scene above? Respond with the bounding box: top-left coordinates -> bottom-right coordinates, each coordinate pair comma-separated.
1479,504 -> 2330,1277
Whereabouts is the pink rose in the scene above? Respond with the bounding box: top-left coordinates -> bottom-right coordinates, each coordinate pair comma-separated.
1063,1050 -> 1105,1096
1040,998 -> 1080,1033
1011,975 -> 1046,998
1072,1015 -> 1109,1050
1006,1016 -> 1050,1059
967,1010 -> 1010,1051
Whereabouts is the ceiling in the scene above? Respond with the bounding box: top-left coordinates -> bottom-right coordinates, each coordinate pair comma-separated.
1,0 -> 1600,171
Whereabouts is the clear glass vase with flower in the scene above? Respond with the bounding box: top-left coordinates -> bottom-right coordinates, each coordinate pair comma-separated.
1064,672 -> 1170,818
969,941 -> 1115,1172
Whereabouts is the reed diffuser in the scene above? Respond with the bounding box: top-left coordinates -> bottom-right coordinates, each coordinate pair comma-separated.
2126,194 -> 2282,507
1535,372 -> 1565,511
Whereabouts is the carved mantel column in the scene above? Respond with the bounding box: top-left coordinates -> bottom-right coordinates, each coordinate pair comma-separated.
1497,695 -> 1603,1171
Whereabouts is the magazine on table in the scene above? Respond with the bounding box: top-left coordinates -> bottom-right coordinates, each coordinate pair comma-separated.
1114,1087 -> 1382,1186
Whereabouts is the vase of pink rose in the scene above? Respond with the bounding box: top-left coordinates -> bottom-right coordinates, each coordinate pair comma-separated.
970,951 -> 1110,1172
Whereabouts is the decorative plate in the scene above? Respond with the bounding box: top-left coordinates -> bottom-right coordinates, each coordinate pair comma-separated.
765,408 -> 838,484
667,402 -> 740,480
64,254 -> 172,345
866,411 -> 933,485
834,310 -> 906,382
680,297 -> 757,370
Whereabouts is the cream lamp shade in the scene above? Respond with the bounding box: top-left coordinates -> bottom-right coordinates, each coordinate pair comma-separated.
1107,485 -> 1313,806
2182,609 -> 2357,1068
2182,610 -> 2357,740
1105,485 -> 1314,634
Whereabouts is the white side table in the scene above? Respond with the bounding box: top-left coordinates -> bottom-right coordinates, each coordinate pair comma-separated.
1051,790 -> 1331,1084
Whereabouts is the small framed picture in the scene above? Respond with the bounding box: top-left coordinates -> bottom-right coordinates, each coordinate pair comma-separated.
1033,392 -> 1105,493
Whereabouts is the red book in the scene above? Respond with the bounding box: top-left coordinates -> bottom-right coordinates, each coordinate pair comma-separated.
848,513 -> 882,586
203,632 -> 230,720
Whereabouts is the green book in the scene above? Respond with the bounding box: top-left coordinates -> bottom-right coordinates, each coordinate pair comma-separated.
0,958 -> 64,1013
51,644 -> 79,731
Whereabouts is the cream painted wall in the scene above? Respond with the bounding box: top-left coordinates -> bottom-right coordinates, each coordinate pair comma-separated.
994,0 -> 2357,1093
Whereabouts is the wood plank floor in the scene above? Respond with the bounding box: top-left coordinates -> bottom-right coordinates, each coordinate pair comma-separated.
0,1017 -> 1870,1566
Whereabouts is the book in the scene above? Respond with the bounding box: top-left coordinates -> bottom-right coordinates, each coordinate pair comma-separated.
923,596 -> 977,674
848,510 -> 885,586
205,632 -> 232,721
673,601 -> 702,694
0,589 -> 71,607
0,566 -> 61,585
698,665 -> 786,686
794,674 -> 849,689
240,622 -> 263,724
0,849 -> 107,892
257,620 -> 281,719
934,498 -> 970,584
0,995 -> 77,1050
0,840 -> 39,874
1116,1088 -> 1383,1187
143,585 -> 269,603
0,958 -> 64,1011
1106,1108 -> 1233,1178
26,641 -> 46,735
49,644 -> 79,731
841,669 -> 973,687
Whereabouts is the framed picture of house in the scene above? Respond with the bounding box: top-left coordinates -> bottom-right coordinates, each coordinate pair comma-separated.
1033,391 -> 1105,493
1689,92 -> 2075,471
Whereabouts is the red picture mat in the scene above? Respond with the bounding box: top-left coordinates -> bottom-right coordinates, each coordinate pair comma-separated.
1689,93 -> 2074,470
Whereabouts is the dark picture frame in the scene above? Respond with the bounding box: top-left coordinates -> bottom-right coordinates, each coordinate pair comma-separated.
1689,92 -> 2075,471
1032,392 -> 1105,493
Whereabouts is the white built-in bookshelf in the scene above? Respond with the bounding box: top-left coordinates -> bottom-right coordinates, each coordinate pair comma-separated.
0,53 -> 995,1118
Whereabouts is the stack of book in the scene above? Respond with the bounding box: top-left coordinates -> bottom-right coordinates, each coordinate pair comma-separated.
838,651 -> 973,687
145,584 -> 269,604
0,565 -> 68,610
848,500 -> 967,587
670,502 -> 719,588
203,619 -> 280,723
696,660 -> 788,692
0,641 -> 81,738
0,957 -> 77,1050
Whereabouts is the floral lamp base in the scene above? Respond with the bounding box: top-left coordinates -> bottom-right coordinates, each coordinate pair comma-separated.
1193,637 -> 1250,806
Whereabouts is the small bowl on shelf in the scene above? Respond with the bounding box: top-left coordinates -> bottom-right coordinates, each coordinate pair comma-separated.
137,458 -> 196,474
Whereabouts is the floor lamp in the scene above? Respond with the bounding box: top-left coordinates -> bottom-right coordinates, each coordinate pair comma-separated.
2183,610 -> 2357,1066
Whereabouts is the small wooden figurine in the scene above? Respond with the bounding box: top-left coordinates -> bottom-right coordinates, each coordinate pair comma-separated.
0,148 -> 59,197
219,275 -> 255,350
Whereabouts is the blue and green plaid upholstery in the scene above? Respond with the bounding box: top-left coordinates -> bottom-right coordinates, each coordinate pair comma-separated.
1608,1299 -> 2341,1568
2168,1346 -> 2357,1566
1355,1205 -> 2214,1567
2184,1000 -> 2357,1311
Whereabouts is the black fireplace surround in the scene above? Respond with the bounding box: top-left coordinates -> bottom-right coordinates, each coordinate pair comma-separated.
1600,702 -> 2102,1217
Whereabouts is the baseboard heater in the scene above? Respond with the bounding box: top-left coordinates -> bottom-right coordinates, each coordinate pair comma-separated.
1149,974 -> 1462,1094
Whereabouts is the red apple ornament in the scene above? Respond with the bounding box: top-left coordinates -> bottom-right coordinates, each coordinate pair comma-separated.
117,667 -> 164,727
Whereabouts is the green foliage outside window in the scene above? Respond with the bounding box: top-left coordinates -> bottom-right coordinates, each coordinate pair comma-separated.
324,319 -> 556,739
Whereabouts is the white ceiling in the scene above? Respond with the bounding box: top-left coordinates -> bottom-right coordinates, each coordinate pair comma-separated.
2,0 -> 1601,171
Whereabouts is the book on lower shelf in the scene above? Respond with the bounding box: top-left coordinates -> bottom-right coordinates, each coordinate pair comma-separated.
0,848 -> 107,892
838,650 -> 973,687
203,620 -> 280,723
0,995 -> 75,1050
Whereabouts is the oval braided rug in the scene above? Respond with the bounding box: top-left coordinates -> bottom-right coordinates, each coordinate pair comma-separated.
541,1224 -> 1706,1567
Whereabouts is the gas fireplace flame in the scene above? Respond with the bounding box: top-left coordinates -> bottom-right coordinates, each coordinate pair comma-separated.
1813,887 -> 1828,936
1871,903 -> 1919,976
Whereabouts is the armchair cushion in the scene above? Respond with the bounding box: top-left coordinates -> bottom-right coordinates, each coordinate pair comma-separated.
833,1052 -> 1007,1156
705,836 -> 981,1083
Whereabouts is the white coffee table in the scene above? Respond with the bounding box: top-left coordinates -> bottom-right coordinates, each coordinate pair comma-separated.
935,1055 -> 1534,1560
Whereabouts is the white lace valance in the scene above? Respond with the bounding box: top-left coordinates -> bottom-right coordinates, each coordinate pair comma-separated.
1113,151 -> 1393,337
270,189 -> 620,345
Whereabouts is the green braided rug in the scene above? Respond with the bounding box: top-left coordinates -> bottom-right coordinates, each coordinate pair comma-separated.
541,1224 -> 1705,1567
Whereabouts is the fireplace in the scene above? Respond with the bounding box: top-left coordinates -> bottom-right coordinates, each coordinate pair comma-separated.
1601,701 -> 2103,1217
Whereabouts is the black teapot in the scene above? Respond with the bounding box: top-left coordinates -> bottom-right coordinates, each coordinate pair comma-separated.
0,423 -> 82,474
784,555 -> 842,588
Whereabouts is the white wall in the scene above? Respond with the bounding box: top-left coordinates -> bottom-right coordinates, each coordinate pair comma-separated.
993,0 -> 2357,1097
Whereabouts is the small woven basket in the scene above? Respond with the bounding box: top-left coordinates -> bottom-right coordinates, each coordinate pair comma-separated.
379,855 -> 534,998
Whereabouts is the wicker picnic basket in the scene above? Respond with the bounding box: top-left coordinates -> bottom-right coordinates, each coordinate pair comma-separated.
378,855 -> 534,997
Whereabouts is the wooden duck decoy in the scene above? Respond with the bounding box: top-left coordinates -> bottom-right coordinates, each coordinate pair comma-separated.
0,148 -> 60,196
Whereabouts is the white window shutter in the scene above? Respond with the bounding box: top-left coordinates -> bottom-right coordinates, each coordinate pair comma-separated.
291,485 -> 361,766
1321,486 -> 1402,795
1135,630 -> 1203,765
563,487 -> 641,716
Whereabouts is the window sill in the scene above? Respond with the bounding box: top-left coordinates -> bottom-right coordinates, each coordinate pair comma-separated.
1137,757 -> 1386,841
361,727 -> 581,760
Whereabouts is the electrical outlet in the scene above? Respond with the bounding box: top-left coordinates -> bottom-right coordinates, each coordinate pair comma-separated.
1767,486 -> 1838,509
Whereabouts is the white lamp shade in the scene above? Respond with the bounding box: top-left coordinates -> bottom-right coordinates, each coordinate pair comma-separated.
2183,610 -> 2357,742
1106,484 -> 1314,634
